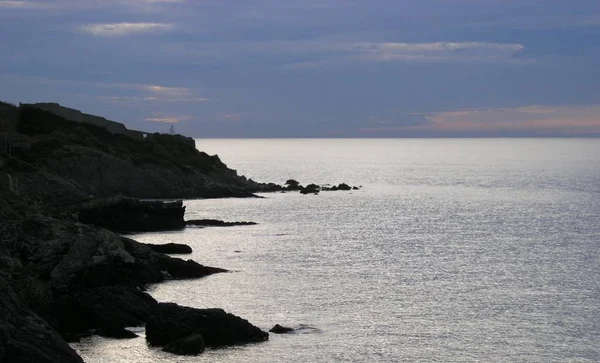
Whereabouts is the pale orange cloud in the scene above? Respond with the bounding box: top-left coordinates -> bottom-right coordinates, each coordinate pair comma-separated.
360,105 -> 600,136
144,115 -> 191,123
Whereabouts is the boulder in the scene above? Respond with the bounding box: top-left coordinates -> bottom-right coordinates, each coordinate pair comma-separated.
285,179 -> 299,186
284,179 -> 302,191
336,183 -> 352,191
146,303 -> 268,349
145,243 -> 192,254
163,333 -> 205,355
300,184 -> 320,195
269,324 -> 294,334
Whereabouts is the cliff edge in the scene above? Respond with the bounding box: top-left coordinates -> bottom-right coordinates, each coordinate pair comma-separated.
1,103 -> 281,206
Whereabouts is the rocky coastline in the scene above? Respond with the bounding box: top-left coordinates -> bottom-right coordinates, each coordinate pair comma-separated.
0,102 -> 361,360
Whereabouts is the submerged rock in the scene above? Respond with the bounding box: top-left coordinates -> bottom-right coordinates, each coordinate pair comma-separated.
146,303 -> 268,351
269,324 -> 294,334
186,219 -> 257,228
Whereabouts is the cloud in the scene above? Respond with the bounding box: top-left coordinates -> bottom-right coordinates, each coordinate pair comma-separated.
97,95 -> 208,104
345,42 -> 526,63
157,39 -> 528,69
81,22 -> 173,36
95,83 -> 209,104
284,41 -> 527,68
143,85 -> 191,97
144,115 -> 191,123
359,105 -> 600,136
0,0 -> 184,12
0,0 -> 55,9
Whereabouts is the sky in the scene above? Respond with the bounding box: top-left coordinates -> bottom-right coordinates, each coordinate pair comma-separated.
1,0 -> 599,137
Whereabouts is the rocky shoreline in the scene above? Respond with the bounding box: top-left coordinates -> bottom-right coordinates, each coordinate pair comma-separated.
0,102 -> 361,360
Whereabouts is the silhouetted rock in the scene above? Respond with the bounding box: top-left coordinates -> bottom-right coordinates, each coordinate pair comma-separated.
145,243 -> 192,254
0,102 -> 287,363
186,219 -> 257,227
321,183 -> 359,192
285,179 -> 303,191
300,184 -> 320,194
51,286 -> 158,339
163,333 -> 205,356
159,257 -> 227,279
78,197 -> 185,233
12,106 -> 284,204
0,277 -> 83,363
269,324 -> 294,334
146,303 -> 268,349
336,183 -> 352,191
0,188 -> 226,345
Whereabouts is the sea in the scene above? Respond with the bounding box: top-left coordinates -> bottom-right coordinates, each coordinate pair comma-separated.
73,138 -> 600,362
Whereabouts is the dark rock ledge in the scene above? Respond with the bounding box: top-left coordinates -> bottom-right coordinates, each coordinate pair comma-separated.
144,242 -> 193,254
186,219 -> 257,228
0,187 -> 251,360
269,324 -> 294,334
78,196 -> 186,233
146,303 -> 269,355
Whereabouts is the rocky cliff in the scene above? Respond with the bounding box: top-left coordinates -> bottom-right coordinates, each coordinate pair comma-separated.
0,102 -> 278,360
2,104 -> 281,207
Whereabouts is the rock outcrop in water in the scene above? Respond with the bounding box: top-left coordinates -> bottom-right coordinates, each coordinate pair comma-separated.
285,179 -> 360,194
300,183 -> 321,194
144,242 -> 193,254
186,219 -> 258,228
0,184 -> 228,360
269,324 -> 294,334
146,303 -> 269,355
284,179 -> 303,191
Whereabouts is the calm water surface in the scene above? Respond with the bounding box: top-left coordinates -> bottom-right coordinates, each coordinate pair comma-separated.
73,139 -> 600,362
